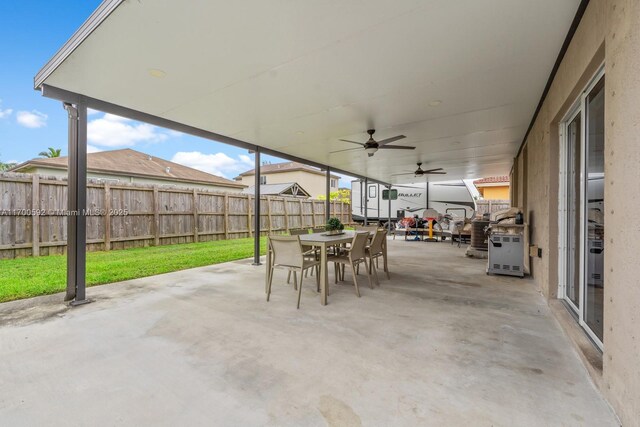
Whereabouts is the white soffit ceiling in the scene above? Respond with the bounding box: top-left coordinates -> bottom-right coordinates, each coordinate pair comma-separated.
39,0 -> 581,183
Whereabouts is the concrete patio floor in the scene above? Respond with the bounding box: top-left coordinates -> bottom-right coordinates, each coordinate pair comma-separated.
0,239 -> 618,426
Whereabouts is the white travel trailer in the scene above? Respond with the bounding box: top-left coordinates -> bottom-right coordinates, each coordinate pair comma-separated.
351,179 -> 477,225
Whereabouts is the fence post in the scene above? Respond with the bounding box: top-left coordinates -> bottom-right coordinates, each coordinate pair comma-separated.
192,188 -> 199,243
311,200 -> 316,227
340,201 -> 344,223
283,197 -> 289,232
299,199 -> 304,228
31,175 -> 40,257
266,196 -> 273,233
153,186 -> 160,246
104,183 -> 111,251
247,195 -> 253,237
224,193 -> 229,240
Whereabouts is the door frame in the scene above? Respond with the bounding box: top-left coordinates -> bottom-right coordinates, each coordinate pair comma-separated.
557,64 -> 605,350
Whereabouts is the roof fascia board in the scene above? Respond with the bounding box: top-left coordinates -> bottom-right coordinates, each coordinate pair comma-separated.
34,0 -> 125,90
40,84 -> 389,186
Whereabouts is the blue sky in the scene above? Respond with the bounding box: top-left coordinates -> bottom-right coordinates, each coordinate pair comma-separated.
0,1 -> 347,183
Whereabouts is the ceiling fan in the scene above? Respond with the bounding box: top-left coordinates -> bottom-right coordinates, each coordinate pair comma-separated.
392,162 -> 446,177
331,129 -> 415,157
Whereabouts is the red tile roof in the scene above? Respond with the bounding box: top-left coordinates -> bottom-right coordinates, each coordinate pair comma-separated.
473,176 -> 510,185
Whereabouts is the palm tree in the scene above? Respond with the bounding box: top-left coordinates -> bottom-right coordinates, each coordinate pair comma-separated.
38,147 -> 62,158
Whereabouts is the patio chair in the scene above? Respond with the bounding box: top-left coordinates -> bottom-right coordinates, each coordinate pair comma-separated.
287,228 -> 317,283
312,226 -> 325,233
267,235 -> 320,309
366,229 -> 389,285
289,228 -> 309,236
356,224 -> 379,232
328,232 -> 373,297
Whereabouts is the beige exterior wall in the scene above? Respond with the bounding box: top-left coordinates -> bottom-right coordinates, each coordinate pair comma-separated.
510,0 -> 640,424
478,185 -> 510,200
25,166 -> 244,193
238,170 -> 339,198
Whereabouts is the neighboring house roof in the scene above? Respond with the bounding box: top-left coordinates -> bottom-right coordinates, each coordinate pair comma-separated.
473,176 -> 510,186
10,148 -> 244,189
235,161 -> 339,180
242,182 -> 311,198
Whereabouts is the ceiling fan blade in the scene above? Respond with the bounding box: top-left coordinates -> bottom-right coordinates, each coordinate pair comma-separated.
390,172 -> 417,176
423,168 -> 444,173
376,135 -> 406,146
330,147 -> 361,154
424,171 -> 447,174
378,145 -> 415,150
338,139 -> 365,146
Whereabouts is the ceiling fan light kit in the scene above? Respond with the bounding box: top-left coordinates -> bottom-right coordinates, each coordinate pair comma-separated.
331,129 -> 415,157
365,146 -> 378,155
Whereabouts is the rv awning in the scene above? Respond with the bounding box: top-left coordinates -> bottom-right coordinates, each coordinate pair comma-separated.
35,0 -> 581,183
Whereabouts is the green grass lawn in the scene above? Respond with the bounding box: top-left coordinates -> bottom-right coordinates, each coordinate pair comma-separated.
0,238 -> 267,303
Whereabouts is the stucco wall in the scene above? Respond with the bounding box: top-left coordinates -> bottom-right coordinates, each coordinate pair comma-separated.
479,186 -> 510,200
602,0 -> 640,423
510,0 -> 640,424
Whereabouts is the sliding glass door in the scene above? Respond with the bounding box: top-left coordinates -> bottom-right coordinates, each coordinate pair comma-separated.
560,68 -> 605,348
584,77 -> 605,341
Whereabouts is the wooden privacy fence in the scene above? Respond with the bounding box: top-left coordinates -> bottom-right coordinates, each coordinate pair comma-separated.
0,173 -> 351,259
474,199 -> 511,218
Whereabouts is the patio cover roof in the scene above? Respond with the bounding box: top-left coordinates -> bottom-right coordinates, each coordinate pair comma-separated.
35,0 -> 582,183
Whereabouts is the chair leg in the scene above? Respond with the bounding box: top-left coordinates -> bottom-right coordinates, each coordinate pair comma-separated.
297,270 -> 304,309
363,258 -> 374,289
334,263 -> 339,284
267,265 -> 275,301
287,270 -> 291,284
315,265 -> 320,292
293,271 -> 297,290
371,256 -> 380,287
350,261 -> 361,297
382,254 -> 390,279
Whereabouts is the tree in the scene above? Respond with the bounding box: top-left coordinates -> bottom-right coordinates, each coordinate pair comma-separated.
0,154 -> 16,172
317,188 -> 351,204
0,161 -> 16,172
38,147 -> 62,158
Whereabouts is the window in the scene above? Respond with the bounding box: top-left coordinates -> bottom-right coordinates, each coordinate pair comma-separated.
559,66 -> 605,348
330,178 -> 338,188
368,185 -> 377,198
382,189 -> 398,200
259,176 -> 267,185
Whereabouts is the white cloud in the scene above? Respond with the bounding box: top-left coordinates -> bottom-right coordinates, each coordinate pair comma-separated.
88,113 -> 169,147
171,151 -> 254,178
16,110 -> 47,128
0,99 -> 12,119
87,145 -> 102,153
87,108 -> 101,116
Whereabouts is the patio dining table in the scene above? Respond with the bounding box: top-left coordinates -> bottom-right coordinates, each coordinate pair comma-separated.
265,230 -> 385,305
